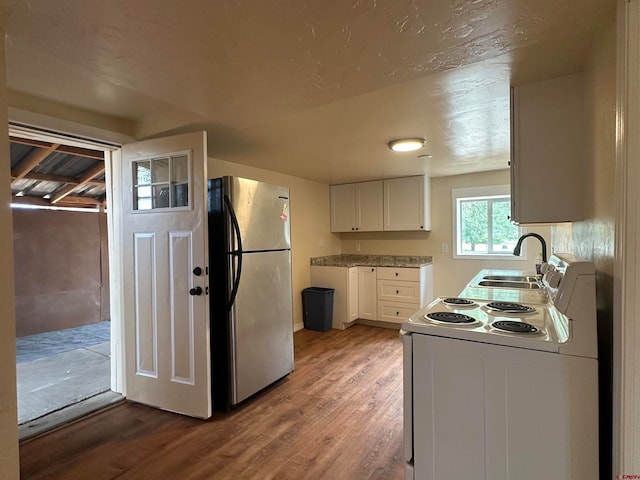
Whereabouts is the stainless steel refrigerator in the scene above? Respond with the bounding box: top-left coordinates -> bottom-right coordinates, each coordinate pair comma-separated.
208,176 -> 294,409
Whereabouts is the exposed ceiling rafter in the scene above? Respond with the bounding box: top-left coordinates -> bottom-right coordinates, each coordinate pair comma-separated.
10,136 -> 105,161
50,163 -> 106,205
9,137 -> 108,210
10,171 -> 105,187
11,144 -> 60,180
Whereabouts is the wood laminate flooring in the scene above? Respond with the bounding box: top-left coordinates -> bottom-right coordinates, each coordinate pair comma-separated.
20,325 -> 405,480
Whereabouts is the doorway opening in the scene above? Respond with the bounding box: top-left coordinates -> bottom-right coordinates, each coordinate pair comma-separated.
9,125 -> 123,440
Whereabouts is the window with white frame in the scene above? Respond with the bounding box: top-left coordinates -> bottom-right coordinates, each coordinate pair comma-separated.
452,185 -> 524,259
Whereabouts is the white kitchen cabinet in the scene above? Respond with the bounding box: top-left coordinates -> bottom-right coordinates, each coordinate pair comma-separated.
358,266 -> 377,320
311,263 -> 433,327
347,267 -> 359,322
330,183 -> 356,232
376,266 -> 433,324
330,181 -> 383,232
510,73 -> 585,223
383,176 -> 430,231
310,266 -> 359,329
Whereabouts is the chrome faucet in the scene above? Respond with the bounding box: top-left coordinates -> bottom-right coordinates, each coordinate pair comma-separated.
513,233 -> 547,263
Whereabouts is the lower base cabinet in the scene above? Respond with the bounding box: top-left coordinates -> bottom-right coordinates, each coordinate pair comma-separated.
310,266 -> 358,329
310,264 -> 433,328
377,301 -> 421,323
358,267 -> 378,320
376,266 -> 433,324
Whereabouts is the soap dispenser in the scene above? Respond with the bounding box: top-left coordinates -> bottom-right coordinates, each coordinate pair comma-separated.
535,252 -> 543,275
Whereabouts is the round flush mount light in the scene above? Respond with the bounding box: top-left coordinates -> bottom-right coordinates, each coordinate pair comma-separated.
388,138 -> 427,152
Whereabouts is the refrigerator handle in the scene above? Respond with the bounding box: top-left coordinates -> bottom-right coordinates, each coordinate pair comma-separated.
224,194 -> 243,311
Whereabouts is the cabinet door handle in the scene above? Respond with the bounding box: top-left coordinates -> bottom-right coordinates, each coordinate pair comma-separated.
395,272 -> 398,277
396,290 -> 399,294
396,311 -> 400,316
371,268 -> 375,272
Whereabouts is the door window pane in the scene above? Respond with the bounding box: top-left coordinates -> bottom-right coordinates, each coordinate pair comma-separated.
152,158 -> 170,183
172,155 -> 189,183
172,184 -> 189,208
132,152 -> 191,211
136,161 -> 151,185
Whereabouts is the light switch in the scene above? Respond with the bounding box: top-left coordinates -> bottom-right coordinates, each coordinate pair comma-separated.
442,243 -> 448,253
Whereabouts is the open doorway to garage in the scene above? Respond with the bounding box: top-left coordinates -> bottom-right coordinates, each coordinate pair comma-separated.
9,129 -> 122,439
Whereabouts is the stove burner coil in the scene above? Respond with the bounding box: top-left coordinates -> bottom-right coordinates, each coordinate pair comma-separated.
442,298 -> 476,306
491,320 -> 539,334
426,312 -> 477,324
485,302 -> 536,314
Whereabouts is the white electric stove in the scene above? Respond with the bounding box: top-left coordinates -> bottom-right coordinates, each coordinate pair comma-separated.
401,254 -> 599,480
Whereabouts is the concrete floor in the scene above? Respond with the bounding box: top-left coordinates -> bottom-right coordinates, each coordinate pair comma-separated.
16,321 -> 122,439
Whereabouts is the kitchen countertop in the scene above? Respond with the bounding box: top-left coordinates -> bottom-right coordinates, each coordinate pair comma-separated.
310,254 -> 432,268
458,268 -> 550,305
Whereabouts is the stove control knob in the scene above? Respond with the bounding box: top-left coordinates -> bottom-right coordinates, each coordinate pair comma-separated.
547,271 -> 562,288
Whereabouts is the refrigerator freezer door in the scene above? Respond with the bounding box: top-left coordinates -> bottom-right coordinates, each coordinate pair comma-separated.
229,249 -> 294,404
225,176 -> 291,252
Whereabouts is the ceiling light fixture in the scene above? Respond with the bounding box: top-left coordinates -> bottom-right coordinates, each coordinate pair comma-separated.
388,138 -> 426,152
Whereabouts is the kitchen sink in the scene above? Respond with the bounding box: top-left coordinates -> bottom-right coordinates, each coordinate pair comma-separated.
477,280 -> 541,289
482,275 -> 541,282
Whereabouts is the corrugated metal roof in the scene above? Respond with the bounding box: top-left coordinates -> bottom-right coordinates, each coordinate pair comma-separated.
9,138 -> 107,209
10,143 -> 33,170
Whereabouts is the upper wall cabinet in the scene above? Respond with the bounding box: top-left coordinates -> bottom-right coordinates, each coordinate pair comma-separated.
330,180 -> 384,232
331,175 -> 430,232
510,73 -> 585,224
383,176 -> 430,231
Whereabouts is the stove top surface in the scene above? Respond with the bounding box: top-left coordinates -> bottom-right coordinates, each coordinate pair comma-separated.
404,297 -> 570,352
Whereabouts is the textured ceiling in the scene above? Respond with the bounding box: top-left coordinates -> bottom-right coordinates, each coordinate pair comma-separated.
3,0 -> 615,184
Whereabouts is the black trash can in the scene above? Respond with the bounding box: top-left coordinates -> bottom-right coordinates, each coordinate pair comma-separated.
301,287 -> 334,332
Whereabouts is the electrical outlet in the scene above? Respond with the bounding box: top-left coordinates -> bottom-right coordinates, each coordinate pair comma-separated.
442,243 -> 448,253
355,243 -> 361,251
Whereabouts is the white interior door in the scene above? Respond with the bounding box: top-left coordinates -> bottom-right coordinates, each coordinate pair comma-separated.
121,131 -> 210,418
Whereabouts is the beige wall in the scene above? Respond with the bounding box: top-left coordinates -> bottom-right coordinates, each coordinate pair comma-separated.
341,169 -> 551,296
0,22 -> 20,480
551,20 -> 616,478
207,157 -> 341,329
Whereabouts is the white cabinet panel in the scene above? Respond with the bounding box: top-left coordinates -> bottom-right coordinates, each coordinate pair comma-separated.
358,267 -> 377,320
510,73 -> 585,223
377,266 -> 421,282
377,301 -> 419,324
330,183 -> 357,232
330,181 -> 383,232
383,176 -> 430,231
310,266 -> 359,329
347,266 -> 359,322
377,279 -> 420,304
356,181 -> 384,231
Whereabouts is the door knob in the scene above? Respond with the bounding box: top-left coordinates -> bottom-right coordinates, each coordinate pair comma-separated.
189,286 -> 203,296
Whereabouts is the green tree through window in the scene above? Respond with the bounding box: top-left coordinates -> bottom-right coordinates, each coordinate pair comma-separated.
457,196 -> 520,255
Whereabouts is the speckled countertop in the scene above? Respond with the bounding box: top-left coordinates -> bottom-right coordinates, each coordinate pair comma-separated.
310,254 -> 432,268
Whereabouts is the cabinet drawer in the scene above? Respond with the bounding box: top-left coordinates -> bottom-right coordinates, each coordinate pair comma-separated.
377,280 -> 420,304
376,267 -> 420,281
377,301 -> 419,323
